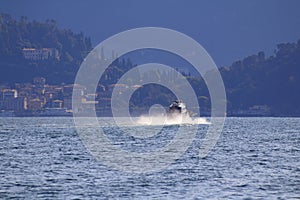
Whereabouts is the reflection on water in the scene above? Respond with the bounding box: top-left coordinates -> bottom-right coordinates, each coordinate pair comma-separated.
0,117 -> 299,199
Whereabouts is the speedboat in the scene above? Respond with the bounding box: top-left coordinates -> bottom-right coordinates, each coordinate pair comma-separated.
167,100 -> 192,118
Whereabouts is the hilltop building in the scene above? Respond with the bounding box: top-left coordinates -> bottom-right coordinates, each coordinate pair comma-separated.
22,48 -> 60,60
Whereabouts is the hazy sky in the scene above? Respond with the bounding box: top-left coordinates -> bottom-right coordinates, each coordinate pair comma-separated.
1,0 -> 300,67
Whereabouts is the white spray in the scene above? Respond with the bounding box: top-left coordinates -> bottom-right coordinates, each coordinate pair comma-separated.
128,104 -> 210,126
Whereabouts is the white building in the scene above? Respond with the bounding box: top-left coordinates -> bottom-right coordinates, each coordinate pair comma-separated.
22,48 -> 60,60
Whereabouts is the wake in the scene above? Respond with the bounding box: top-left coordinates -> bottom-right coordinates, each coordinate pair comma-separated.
135,114 -> 210,126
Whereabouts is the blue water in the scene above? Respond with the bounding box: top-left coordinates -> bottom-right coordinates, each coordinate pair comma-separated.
0,117 -> 299,199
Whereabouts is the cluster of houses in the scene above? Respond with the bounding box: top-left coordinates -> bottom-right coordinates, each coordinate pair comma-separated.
0,77 -> 143,117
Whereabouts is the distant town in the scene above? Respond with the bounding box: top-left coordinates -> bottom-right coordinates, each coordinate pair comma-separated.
0,76 -> 135,117
0,77 -> 68,116
0,76 -> 273,117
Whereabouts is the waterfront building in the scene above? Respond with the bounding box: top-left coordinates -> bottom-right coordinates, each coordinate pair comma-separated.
33,77 -> 46,95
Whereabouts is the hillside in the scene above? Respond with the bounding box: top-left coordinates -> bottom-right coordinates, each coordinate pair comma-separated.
221,40 -> 300,116
0,14 -> 299,116
0,13 -> 92,84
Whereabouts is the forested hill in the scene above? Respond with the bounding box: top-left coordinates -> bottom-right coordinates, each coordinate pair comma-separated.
0,13 -> 92,84
0,13 -> 299,116
220,39 -> 300,116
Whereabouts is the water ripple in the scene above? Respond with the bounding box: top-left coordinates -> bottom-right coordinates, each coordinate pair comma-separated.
0,117 -> 299,199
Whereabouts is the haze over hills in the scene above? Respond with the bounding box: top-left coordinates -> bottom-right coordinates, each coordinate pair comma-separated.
0,14 -> 300,116
2,0 -> 300,67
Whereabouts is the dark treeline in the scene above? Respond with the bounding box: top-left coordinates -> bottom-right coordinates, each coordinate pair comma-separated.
220,40 -> 300,116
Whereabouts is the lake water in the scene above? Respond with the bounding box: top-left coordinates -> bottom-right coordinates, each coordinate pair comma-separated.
0,117 -> 299,199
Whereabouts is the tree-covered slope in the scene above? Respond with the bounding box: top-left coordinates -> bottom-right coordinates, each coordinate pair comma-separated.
221,39 -> 300,115
0,13 -> 92,84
